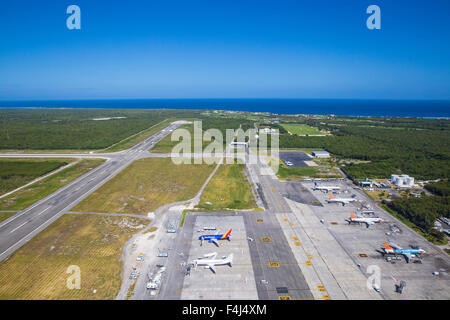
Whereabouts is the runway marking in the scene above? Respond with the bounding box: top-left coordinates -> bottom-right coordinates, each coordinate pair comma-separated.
329,221 -> 339,225
305,261 -> 312,266
294,242 -> 301,246
283,218 -> 288,222
270,187 -> 275,192
278,296 -> 291,300
268,262 -> 280,267
292,237 -> 298,240
358,253 -> 369,258
322,295 -> 331,300
261,237 -> 271,242
38,206 -> 51,216
317,286 -> 326,292
307,254 -> 313,260
256,219 -> 264,223
0,155 -> 111,229
9,221 -> 29,234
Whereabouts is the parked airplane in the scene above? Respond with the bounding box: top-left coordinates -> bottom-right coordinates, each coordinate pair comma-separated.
313,182 -> 340,192
383,241 -> 425,263
326,193 -> 357,206
191,253 -> 234,273
199,228 -> 232,246
346,212 -> 383,228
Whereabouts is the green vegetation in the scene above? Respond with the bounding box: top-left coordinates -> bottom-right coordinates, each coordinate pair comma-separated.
196,164 -> 257,211
0,109 -> 202,151
151,123 -> 199,153
365,190 -> 390,201
0,212 -> 16,223
385,196 -> 449,245
73,158 -> 215,214
281,124 -> 325,136
152,117 -> 255,153
180,210 -> 188,227
276,160 -> 341,180
0,158 -> 71,195
0,214 -> 149,299
0,159 -> 105,210
425,180 -> 450,197
101,118 -> 174,153
277,165 -> 320,180
277,117 -> 450,180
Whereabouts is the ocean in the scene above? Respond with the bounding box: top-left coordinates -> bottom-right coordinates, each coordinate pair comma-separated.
0,99 -> 449,118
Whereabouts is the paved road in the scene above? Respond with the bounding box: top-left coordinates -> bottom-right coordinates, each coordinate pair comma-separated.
245,161 -> 313,299
0,122 -> 183,262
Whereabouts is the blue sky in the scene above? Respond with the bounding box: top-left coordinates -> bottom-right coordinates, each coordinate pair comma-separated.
0,0 -> 449,100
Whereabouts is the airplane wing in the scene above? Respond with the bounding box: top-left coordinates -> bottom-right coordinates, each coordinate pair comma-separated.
365,221 -> 374,228
208,264 -> 216,273
404,252 -> 411,263
211,238 -> 219,247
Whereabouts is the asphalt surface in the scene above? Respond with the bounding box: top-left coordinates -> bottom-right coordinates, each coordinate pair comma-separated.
0,122 -> 183,262
279,152 -> 312,167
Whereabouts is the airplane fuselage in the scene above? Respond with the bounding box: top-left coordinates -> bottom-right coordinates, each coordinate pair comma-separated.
198,228 -> 232,246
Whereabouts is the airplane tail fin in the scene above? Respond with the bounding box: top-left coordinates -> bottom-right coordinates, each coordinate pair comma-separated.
314,182 -> 317,187
350,212 -> 356,219
329,193 -> 335,199
222,228 -> 232,239
384,241 -> 393,251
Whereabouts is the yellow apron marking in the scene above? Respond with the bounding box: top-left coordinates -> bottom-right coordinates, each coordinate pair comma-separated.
268,261 -> 280,267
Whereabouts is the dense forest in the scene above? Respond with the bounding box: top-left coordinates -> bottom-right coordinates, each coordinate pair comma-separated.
0,109 -> 203,150
277,118 -> 450,180
0,109 -> 257,151
425,180 -> 450,197
386,195 -> 449,243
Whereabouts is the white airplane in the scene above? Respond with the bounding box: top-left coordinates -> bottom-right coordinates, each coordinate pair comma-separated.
326,193 -> 357,206
191,253 -> 233,273
313,181 -> 340,192
346,212 -> 383,228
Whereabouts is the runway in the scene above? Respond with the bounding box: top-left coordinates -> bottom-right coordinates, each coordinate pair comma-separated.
0,122 -> 184,262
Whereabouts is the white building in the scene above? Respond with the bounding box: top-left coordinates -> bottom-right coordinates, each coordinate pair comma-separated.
312,151 -> 330,158
259,128 -> 278,134
390,174 -> 415,187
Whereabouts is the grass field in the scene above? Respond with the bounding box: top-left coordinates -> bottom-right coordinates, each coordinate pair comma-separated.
0,212 -> 16,223
73,158 -> 215,214
0,158 -> 72,195
276,163 -> 341,180
0,159 -> 105,210
196,164 -> 257,211
365,190 -> 390,201
151,123 -> 196,153
281,124 -> 325,136
0,213 -> 149,299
